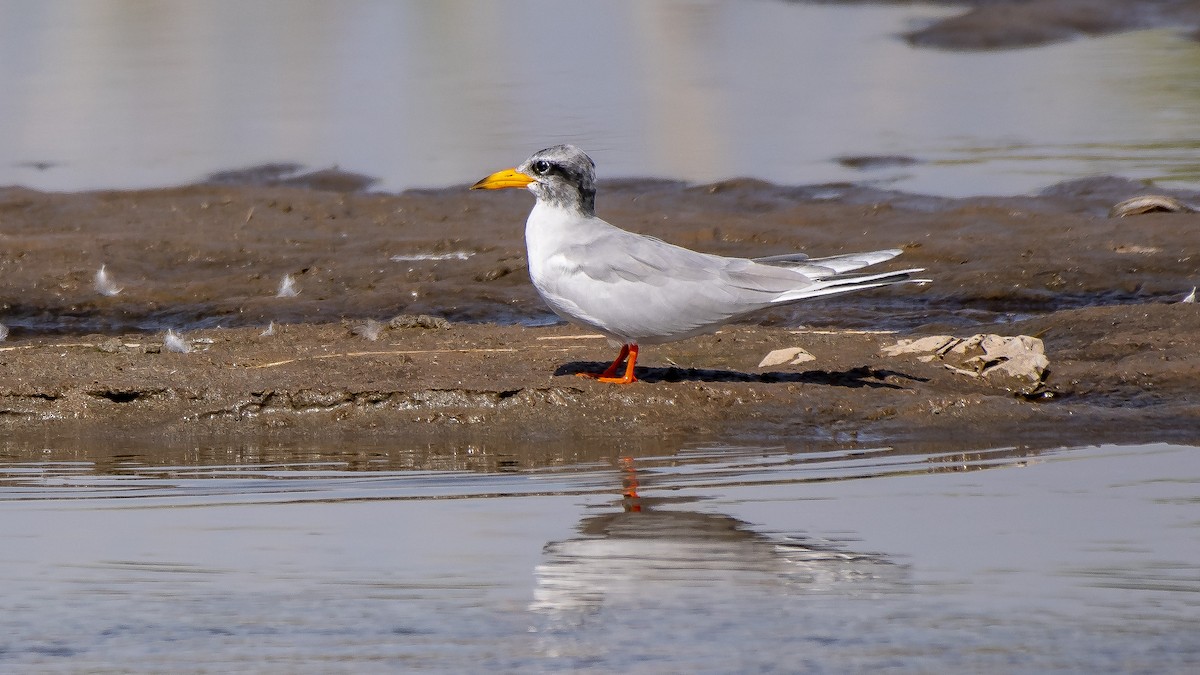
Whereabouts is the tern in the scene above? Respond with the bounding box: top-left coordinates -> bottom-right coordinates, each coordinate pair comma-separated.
472,145 -> 926,384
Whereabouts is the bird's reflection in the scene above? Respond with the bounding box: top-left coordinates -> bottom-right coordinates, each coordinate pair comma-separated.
531,457 -> 906,615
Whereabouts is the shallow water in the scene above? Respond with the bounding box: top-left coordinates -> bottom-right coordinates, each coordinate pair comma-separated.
2,1 -> 1199,196
2,440 -> 1197,673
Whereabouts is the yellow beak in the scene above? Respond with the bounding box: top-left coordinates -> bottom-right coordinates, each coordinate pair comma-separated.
471,168 -> 535,190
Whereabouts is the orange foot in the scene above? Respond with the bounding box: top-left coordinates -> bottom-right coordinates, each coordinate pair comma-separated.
576,344 -> 639,384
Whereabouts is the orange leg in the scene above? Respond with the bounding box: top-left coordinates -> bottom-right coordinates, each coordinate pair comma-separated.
619,456 -> 642,512
576,343 -> 639,384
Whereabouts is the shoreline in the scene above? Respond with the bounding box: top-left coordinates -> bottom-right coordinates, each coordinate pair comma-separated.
2,305 -> 1197,456
2,176 -> 1199,454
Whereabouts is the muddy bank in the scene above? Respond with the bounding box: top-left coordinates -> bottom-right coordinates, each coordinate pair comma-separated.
836,0 -> 1200,50
2,304 -> 1197,459
2,175 -> 1199,455
2,174 -> 1196,335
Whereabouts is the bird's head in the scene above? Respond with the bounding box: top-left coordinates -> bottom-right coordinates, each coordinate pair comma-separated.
471,144 -> 597,215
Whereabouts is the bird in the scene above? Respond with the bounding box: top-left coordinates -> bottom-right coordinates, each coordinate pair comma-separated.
471,145 -> 926,384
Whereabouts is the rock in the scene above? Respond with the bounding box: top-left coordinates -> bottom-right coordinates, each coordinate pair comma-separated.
757,347 -> 816,368
880,335 -> 959,362
883,334 -> 1049,395
96,337 -> 125,353
475,266 -> 513,282
1109,195 -> 1196,218
389,314 -> 451,330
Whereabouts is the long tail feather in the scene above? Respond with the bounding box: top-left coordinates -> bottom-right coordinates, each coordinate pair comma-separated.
774,267 -> 928,303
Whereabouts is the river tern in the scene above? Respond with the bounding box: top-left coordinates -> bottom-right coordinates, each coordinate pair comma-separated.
472,145 -> 926,384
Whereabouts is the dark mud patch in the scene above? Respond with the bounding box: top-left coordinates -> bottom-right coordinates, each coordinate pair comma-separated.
3,175 -> 1197,336
836,155 -> 921,171
203,163 -> 379,193
840,0 -> 1200,50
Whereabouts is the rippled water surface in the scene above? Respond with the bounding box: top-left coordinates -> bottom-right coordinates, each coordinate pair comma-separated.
2,441 -> 1197,673
2,1 -> 1200,196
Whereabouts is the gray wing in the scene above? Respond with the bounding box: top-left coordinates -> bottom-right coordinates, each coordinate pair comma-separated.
534,217 -> 917,342
547,228 -> 816,341
755,249 -> 902,278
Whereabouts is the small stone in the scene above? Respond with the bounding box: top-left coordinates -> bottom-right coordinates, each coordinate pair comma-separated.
882,333 -> 1049,395
1109,195 -> 1195,218
96,337 -> 125,353
475,266 -> 512,282
880,335 -> 959,357
389,314 -> 451,330
757,347 -> 817,368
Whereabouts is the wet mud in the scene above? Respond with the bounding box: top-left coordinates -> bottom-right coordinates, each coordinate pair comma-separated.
2,171 -> 1198,452
835,0 -> 1200,50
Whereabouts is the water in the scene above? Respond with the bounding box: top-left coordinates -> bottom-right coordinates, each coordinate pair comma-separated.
2,1 -> 1200,197
2,441 -> 1197,672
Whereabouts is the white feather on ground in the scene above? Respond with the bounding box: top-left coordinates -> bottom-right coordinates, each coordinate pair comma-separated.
352,319 -> 385,341
276,274 -> 300,297
94,265 -> 123,296
164,329 -> 191,353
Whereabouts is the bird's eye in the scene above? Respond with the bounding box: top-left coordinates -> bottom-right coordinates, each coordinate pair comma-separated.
532,160 -> 551,175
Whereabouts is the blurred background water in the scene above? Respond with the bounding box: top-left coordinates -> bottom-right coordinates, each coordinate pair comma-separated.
2,0 -> 1199,196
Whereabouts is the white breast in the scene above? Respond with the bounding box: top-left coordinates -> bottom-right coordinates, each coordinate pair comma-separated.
523,202 -> 616,335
